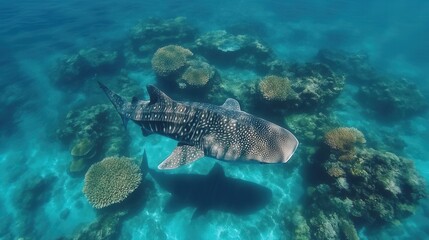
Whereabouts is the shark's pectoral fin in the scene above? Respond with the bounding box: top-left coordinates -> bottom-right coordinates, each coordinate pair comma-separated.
158,144 -> 204,169
221,98 -> 241,111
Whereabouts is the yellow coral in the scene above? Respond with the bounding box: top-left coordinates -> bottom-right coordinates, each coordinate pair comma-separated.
151,45 -> 193,77
258,75 -> 292,101
179,62 -> 214,87
83,156 -> 142,209
324,127 -> 366,160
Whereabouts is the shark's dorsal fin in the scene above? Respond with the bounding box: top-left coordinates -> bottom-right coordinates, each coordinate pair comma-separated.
158,143 -> 204,169
221,98 -> 241,111
147,85 -> 173,105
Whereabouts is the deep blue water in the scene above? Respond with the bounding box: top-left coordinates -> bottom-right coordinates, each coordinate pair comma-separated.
1,0 -> 428,239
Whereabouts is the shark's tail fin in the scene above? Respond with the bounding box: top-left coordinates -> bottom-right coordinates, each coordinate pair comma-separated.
98,81 -> 129,129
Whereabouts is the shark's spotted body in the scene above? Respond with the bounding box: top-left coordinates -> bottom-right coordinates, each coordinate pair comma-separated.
99,82 -> 299,169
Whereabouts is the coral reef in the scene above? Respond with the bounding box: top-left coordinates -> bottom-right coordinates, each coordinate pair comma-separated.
258,75 -> 294,102
57,104 -> 129,176
69,211 -> 127,240
151,45 -> 193,77
130,17 -> 197,54
324,127 -> 366,161
195,30 -> 275,73
83,156 -> 142,209
178,60 -> 216,88
288,63 -> 345,110
315,49 -> 377,84
284,112 -> 338,146
300,133 -> 426,239
357,76 -> 428,121
52,48 -> 121,88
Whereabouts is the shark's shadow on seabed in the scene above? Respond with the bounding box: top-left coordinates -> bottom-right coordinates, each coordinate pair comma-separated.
141,152 -> 273,219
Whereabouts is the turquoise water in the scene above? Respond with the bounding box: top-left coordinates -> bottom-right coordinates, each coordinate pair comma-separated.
1,0 -> 428,239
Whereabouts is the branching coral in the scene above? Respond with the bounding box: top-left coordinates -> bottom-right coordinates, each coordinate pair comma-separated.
324,127 -> 366,160
83,156 -> 142,209
151,45 -> 193,77
258,75 -> 293,101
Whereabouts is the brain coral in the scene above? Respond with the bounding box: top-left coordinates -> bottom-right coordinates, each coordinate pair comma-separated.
151,45 -> 193,77
324,127 -> 366,160
83,156 -> 142,209
179,61 -> 215,88
258,75 -> 292,101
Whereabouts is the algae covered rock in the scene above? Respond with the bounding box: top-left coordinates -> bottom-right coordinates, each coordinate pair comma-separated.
71,138 -> 96,158
288,63 -> 345,110
51,48 -> 120,88
57,104 -> 130,176
130,17 -> 197,53
315,49 -> 376,84
357,77 -> 428,121
195,30 -> 274,72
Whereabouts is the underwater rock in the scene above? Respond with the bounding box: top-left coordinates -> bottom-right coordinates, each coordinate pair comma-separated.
284,112 -> 338,146
57,104 -> 129,176
71,138 -> 96,158
290,207 -> 311,240
315,49 -> 377,84
357,76 -> 428,121
51,48 -> 121,89
195,30 -> 274,73
69,211 -> 127,240
207,73 -> 256,110
303,145 -> 426,239
130,17 -> 197,54
13,174 -> 58,211
287,63 -> 345,111
83,156 -> 142,209
152,46 -> 219,96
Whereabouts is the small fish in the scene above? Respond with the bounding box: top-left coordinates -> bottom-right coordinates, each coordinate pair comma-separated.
99,82 -> 299,169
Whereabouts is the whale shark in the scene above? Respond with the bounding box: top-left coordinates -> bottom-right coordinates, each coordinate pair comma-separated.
99,82 -> 299,169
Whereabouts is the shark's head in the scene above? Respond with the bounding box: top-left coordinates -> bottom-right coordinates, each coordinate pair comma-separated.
279,131 -> 299,163
249,123 -> 299,164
